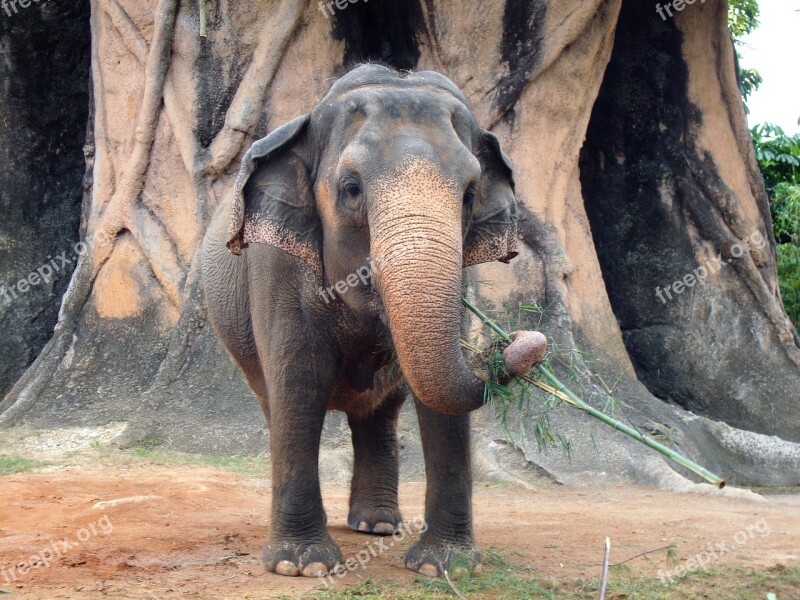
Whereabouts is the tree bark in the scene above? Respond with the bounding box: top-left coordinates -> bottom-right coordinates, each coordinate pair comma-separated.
0,1 -> 91,397
1,0 -> 798,488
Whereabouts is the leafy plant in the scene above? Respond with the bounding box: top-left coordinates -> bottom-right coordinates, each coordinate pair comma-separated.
728,0 -> 761,101
728,2 -> 800,329
771,182 -> 800,243
777,239 -> 800,326
748,123 -> 800,327
728,0 -> 760,41
463,296 -> 724,487
751,123 -> 800,189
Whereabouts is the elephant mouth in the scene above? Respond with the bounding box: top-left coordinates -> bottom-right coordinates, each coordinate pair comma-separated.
363,281 -> 389,325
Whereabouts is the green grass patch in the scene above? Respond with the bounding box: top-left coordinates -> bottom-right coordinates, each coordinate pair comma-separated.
297,548 -> 800,599
118,432 -> 268,475
578,563 -> 800,600
124,447 -> 268,475
0,455 -> 45,476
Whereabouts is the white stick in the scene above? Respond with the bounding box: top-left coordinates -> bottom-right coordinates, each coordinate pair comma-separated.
599,537 -> 610,600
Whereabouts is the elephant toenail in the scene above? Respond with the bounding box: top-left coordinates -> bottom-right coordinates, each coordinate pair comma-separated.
372,522 -> 395,534
357,521 -> 371,532
301,562 -> 329,577
473,563 -> 483,574
275,560 -> 300,576
418,563 -> 439,577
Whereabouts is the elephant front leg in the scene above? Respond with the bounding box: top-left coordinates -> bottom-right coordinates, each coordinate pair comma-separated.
263,375 -> 342,578
347,389 -> 404,534
405,397 -> 481,578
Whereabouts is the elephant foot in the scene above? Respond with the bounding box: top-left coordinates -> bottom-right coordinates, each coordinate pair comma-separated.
348,503 -> 403,535
263,536 -> 343,577
404,539 -> 482,579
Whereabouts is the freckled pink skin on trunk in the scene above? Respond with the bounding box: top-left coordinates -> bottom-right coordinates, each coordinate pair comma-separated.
368,158 -> 547,415
369,157 -> 486,416
503,331 -> 548,375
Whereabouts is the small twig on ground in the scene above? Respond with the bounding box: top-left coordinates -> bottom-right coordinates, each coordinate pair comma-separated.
599,537 -> 610,600
444,571 -> 468,600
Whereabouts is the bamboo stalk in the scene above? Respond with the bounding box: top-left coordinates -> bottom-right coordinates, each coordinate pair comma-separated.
462,296 -> 725,488
198,0 -> 207,38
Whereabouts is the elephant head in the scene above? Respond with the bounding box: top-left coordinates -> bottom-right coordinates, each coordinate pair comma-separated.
226,64 -> 520,415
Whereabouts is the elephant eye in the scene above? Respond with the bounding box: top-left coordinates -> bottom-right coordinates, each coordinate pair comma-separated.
463,185 -> 477,207
342,180 -> 361,198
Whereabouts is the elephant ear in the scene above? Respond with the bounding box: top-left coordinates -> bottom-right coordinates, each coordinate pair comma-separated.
463,130 -> 519,268
226,114 -> 323,279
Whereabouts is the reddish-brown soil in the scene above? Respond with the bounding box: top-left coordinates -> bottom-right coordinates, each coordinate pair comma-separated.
1,462 -> 798,599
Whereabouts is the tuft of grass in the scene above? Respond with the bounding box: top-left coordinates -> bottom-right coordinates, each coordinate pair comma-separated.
0,455 -> 45,476
129,432 -> 166,450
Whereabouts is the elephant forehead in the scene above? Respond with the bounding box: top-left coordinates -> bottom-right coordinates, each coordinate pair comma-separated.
337,120 -> 481,181
327,86 -> 469,126
323,64 -> 469,107
370,157 -> 461,202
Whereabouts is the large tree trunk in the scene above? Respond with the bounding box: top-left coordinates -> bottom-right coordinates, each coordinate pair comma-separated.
0,1 -> 91,397
2,0 -> 798,488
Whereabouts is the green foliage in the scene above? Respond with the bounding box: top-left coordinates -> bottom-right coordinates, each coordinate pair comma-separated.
726,3 -> 800,328
771,182 -> 800,243
751,123 -> 800,189
469,300 -> 625,458
737,67 -> 763,102
749,123 -> 800,327
728,0 -> 760,40
777,240 -> 800,326
728,0 -> 761,101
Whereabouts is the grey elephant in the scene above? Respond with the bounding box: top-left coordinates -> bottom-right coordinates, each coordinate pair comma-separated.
201,64 -> 546,579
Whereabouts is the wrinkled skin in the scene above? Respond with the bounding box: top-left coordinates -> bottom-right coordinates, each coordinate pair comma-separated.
201,65 -> 545,579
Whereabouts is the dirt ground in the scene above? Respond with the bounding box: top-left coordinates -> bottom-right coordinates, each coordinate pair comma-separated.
0,459 -> 798,599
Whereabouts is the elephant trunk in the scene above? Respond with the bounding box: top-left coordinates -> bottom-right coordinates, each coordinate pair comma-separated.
369,160 -> 485,416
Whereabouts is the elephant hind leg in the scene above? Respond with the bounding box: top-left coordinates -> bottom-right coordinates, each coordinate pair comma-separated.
239,353 -> 270,423
347,389 -> 405,534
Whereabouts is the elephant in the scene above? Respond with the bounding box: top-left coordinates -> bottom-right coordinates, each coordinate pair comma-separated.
201,64 -> 547,579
